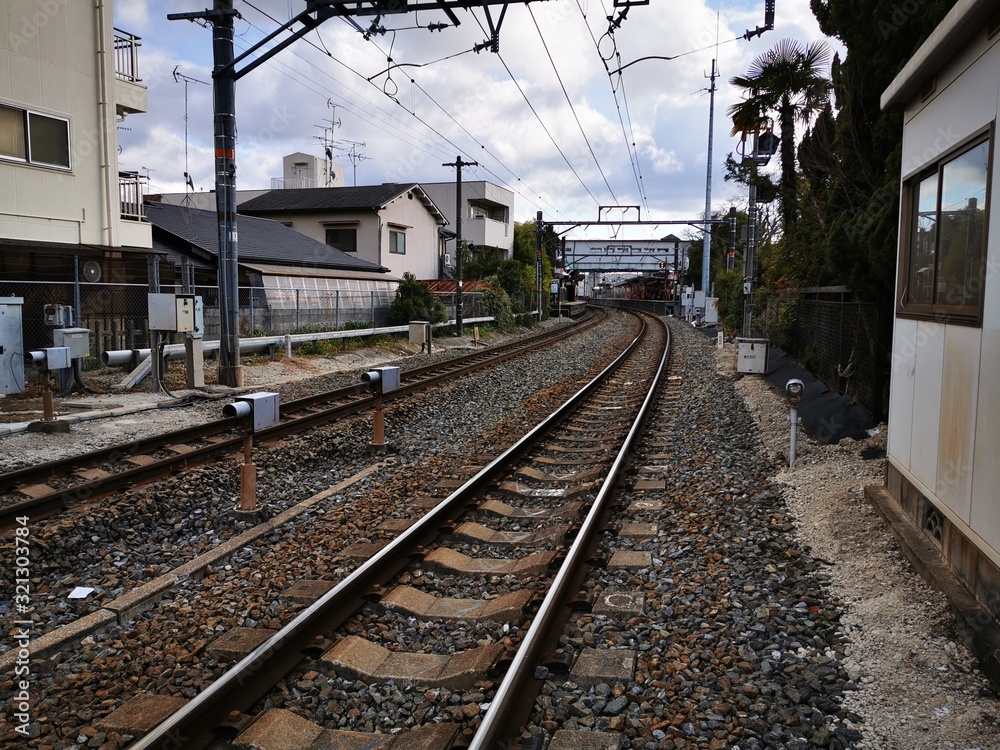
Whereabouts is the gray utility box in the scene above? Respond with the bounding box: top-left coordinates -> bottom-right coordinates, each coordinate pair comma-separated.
53,328 -> 91,359
736,337 -> 769,374
704,298 -> 719,325
408,321 -> 430,345
148,293 -> 197,332
235,392 -> 280,432
43,347 -> 72,371
362,366 -> 401,394
0,297 -> 24,395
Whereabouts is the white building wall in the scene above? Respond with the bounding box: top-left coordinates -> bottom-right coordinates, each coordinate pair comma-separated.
420,180 -> 514,257
379,193 -> 442,279
264,198 -> 441,279
889,34 -> 1000,556
0,0 -> 150,249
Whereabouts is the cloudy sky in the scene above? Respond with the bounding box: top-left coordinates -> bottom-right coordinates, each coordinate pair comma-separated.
115,0 -> 840,241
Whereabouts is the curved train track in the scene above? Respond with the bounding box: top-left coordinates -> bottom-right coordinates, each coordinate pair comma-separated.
124,309 -> 670,750
0,309 -> 605,531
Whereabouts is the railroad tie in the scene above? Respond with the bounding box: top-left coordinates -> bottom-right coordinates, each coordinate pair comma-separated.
422,547 -> 557,577
452,521 -> 569,547
515,465 -> 605,483
321,635 -> 505,689
477,498 -> 584,519
232,708 -> 461,750
379,585 -> 534,623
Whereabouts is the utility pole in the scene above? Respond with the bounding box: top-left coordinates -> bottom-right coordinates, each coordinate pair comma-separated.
743,130 -> 760,338
443,156 -> 477,336
700,58 -> 718,315
168,1 -> 241,387
535,211 -> 544,320
727,206 -> 737,271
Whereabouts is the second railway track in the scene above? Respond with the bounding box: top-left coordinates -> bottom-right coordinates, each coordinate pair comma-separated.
0,309 -> 605,530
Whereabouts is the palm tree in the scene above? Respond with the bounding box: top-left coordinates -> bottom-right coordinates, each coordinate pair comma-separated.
728,38 -> 832,231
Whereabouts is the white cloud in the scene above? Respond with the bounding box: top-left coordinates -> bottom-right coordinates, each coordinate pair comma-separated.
119,0 -> 842,236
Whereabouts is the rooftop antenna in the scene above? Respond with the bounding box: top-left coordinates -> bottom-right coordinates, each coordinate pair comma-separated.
313,99 -> 343,186
172,66 -> 209,199
334,139 -> 371,186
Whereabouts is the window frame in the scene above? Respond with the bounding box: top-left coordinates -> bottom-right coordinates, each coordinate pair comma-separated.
0,103 -> 71,170
324,224 -> 358,253
897,123 -> 993,327
389,228 -> 406,255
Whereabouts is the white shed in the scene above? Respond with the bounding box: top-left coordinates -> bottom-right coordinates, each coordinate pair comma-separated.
879,0 -> 999,631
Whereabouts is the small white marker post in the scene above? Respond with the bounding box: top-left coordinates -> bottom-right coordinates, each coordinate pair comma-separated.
785,379 -> 804,468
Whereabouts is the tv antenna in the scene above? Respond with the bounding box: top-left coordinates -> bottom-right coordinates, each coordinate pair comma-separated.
313,99 -> 343,186
172,66 -> 209,196
334,139 -> 371,186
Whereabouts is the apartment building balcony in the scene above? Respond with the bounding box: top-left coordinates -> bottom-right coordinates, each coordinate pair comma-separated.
114,28 -> 147,116
119,171 -> 151,247
465,215 -> 511,255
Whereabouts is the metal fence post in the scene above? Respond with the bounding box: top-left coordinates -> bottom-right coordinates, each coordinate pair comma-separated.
335,290 -> 340,330
295,289 -> 301,331
249,288 -> 254,334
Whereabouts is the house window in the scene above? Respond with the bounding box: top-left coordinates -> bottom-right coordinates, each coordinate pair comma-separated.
390,229 -> 406,254
325,227 -> 357,253
899,130 -> 991,324
0,104 -> 70,169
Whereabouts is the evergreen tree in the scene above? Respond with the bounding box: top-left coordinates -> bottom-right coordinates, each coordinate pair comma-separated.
728,39 -> 833,232
808,0 -> 957,301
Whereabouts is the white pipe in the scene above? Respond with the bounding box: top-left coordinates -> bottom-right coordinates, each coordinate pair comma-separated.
95,0 -> 115,246
789,405 -> 798,467
100,317 -> 495,366
101,348 -> 150,367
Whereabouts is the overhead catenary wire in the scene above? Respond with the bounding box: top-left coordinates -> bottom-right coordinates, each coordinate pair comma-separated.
576,0 -> 648,214
238,0 -> 563,218
527,5 -> 618,205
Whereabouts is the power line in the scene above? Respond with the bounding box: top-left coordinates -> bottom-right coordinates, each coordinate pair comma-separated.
527,5 -> 617,204
238,1 -> 561,217
576,0 -> 648,213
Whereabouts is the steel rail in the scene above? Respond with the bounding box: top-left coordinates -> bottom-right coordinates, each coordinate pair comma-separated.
470,314 -> 671,749
0,311 -> 605,530
0,309 -> 602,495
127,310 -> 652,750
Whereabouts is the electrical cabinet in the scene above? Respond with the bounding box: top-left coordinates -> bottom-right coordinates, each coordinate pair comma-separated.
737,337 -> 769,374
53,328 -> 91,359
43,347 -> 72,371
0,297 -> 24,395
148,293 -> 197,332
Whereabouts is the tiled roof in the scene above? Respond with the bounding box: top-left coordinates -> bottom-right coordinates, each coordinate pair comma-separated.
238,184 -> 419,213
145,201 -> 386,272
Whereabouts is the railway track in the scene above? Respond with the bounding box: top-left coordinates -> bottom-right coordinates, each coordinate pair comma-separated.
0,309 -> 603,531
122,310 -> 669,750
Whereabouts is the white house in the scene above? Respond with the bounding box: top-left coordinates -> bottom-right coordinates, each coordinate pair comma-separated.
238,183 -> 448,281
879,0 -> 999,628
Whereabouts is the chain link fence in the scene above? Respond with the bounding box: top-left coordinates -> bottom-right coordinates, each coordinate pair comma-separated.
1,280 -> 489,355
764,289 -> 888,422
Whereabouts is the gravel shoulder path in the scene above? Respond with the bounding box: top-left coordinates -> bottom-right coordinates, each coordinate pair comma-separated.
720,337 -> 1000,749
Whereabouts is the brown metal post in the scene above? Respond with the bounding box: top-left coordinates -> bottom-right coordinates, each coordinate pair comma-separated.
372,392 -> 385,446
240,432 -> 257,510
41,372 -> 54,421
